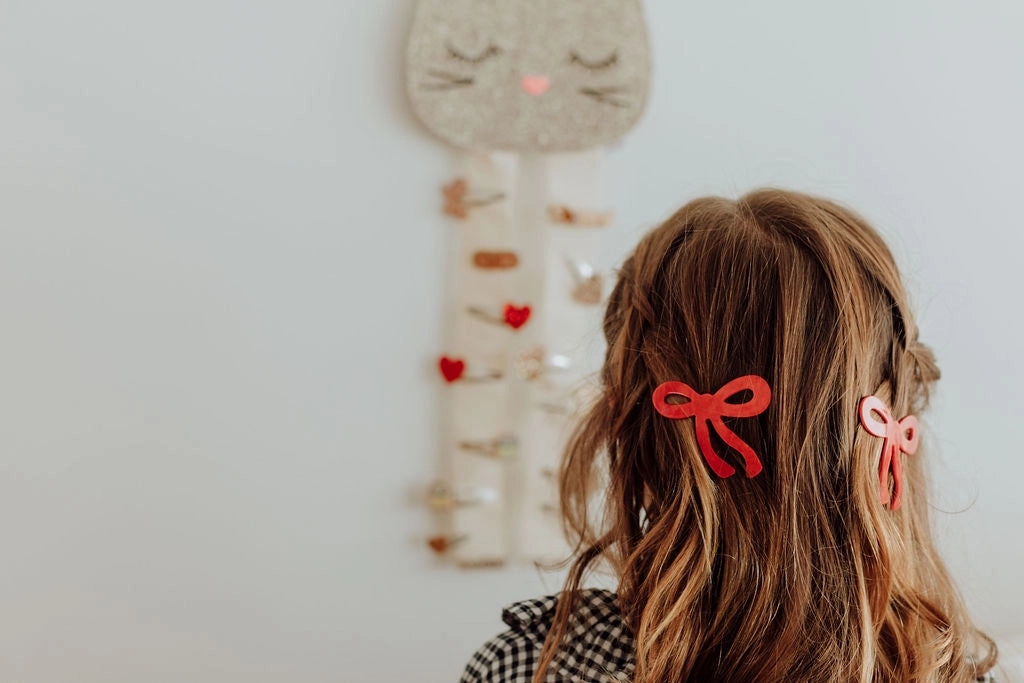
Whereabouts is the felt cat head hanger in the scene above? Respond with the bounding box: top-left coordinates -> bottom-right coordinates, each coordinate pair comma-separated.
406,0 -> 651,152
412,1 -> 652,566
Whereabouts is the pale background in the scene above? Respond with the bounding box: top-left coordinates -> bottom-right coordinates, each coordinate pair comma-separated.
1,1 -> 1021,681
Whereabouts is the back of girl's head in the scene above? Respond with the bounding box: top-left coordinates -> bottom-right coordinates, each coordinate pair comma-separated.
537,188 -> 996,682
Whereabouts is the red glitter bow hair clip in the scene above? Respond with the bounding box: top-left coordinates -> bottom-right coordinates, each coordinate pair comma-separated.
652,375 -> 772,478
858,395 -> 919,510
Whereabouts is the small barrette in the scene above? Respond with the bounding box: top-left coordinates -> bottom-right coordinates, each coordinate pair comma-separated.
427,534 -> 468,555
547,205 -> 613,227
443,178 -> 505,219
652,375 -> 772,478
437,356 -> 503,383
564,257 -> 604,305
472,250 -> 519,270
858,395 -> 919,511
467,303 -> 531,330
537,400 -> 572,416
539,470 -> 559,514
514,347 -> 572,381
427,482 -> 499,511
458,434 -> 519,460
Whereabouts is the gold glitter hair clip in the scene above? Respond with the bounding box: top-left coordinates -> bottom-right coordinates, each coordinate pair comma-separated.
426,482 -> 499,511
458,435 -> 519,460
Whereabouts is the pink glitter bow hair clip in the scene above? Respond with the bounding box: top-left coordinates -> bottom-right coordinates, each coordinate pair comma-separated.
652,375 -> 772,478
858,395 -> 919,511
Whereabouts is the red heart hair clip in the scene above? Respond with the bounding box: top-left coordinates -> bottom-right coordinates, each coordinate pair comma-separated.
503,304 -> 531,330
437,356 -> 503,384
442,178 -> 506,220
652,375 -> 772,478
858,395 -> 919,511
467,303 -> 532,331
438,356 -> 466,383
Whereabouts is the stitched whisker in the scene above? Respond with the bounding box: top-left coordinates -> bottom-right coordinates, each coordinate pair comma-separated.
421,69 -> 475,89
581,85 -> 629,94
420,81 -> 475,90
579,88 -> 630,108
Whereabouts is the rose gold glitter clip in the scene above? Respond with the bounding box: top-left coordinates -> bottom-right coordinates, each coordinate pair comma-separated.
427,534 -> 467,555
443,178 -> 506,219
547,204 -> 614,227
472,250 -> 519,270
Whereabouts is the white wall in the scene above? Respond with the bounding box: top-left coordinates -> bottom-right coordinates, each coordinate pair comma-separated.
1,1 -> 1022,681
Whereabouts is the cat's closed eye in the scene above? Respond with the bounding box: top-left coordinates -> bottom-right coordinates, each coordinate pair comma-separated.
447,42 -> 502,64
569,50 -> 619,71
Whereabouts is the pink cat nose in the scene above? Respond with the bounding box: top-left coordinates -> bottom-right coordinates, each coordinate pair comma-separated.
521,75 -> 551,96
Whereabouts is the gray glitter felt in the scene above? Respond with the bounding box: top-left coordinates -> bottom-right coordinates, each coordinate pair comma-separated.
406,0 -> 651,153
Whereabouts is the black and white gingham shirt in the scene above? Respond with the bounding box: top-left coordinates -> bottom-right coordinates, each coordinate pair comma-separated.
460,588 -> 633,683
459,588 -> 998,682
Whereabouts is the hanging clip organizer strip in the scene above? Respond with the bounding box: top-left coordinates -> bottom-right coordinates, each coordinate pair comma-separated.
406,0 -> 651,567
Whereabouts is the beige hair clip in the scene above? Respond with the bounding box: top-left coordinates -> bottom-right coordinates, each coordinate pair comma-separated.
565,257 -> 604,305
514,347 -> 572,381
458,435 -> 519,460
427,482 -> 499,511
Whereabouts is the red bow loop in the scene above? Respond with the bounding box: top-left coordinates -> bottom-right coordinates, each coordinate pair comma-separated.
858,396 -> 919,510
652,375 -> 771,479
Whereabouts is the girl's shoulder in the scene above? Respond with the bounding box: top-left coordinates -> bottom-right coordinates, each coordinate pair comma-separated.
459,588 -> 635,683
459,589 -> 1000,682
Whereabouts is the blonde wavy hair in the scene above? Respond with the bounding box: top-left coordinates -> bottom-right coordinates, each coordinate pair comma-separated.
535,189 -> 996,682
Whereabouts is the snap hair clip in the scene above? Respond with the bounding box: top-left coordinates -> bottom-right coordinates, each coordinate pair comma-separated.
858,395 -> 919,511
427,534 -> 468,555
427,482 -> 499,511
467,303 -> 532,330
537,400 -> 572,416
547,204 -> 614,227
437,356 -> 503,384
652,375 -> 772,478
458,434 -> 519,460
443,178 -> 505,219
564,257 -> 604,305
514,347 -> 572,381
472,250 -> 519,270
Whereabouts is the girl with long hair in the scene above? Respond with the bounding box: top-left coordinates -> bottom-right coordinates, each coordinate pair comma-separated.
461,188 -> 998,682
